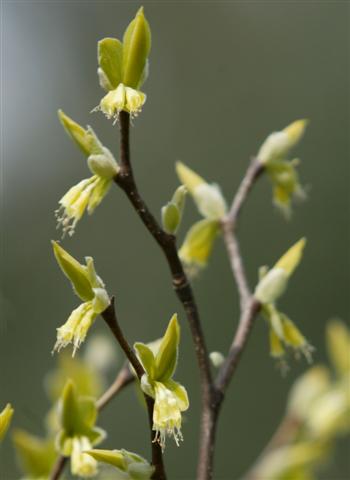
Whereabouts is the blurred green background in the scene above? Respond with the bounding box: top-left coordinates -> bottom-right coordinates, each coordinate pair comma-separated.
1,1 -> 349,479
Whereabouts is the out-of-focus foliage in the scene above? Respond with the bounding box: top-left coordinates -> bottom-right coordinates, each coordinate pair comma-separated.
251,320 -> 350,479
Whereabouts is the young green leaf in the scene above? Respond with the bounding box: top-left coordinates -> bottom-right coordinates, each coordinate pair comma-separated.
122,7 -> 151,89
154,314 -> 180,381
134,342 -> 156,379
98,38 -> 123,90
52,241 -> 94,301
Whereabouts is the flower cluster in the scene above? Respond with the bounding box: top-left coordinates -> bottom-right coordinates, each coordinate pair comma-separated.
255,320 -> 350,480
135,314 -> 189,450
94,7 -> 151,121
56,381 -> 105,477
257,119 -> 308,216
52,242 -> 110,356
254,238 -> 313,370
175,162 -> 227,275
56,110 -> 119,236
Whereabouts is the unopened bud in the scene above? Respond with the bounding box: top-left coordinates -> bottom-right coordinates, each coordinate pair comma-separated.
209,351 -> 225,368
255,268 -> 288,304
257,119 -> 308,165
162,203 -> 180,234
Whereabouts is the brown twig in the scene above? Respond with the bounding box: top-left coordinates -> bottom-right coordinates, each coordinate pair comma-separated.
101,298 -> 144,379
114,111 -> 215,479
215,298 -> 261,394
101,298 -> 166,480
217,158 -> 263,395
197,159 -> 263,479
50,363 -> 135,480
96,362 -> 134,410
113,112 -> 265,480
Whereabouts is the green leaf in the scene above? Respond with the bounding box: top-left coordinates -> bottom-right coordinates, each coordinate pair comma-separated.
61,380 -> 80,435
134,342 -> 156,379
122,7 -> 151,89
58,110 -> 91,156
179,219 -> 219,269
98,38 -> 123,90
52,241 -> 94,302
77,397 -> 97,430
154,314 -> 180,381
85,449 -> 126,469
12,430 -> 56,477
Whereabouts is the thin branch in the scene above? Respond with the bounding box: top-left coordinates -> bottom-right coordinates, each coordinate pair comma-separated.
101,298 -> 144,379
216,158 -> 264,395
50,456 -> 67,480
96,363 -> 134,410
115,111 -> 213,394
221,223 -> 250,310
226,158 -> 263,226
114,112 -> 215,480
50,363 -> 134,480
101,298 -> 166,480
198,160 -> 263,479
215,297 -> 261,394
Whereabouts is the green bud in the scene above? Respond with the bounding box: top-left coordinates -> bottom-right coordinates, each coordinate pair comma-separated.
154,314 -> 180,381
122,7 -> 151,89
209,351 -> 225,368
58,110 -> 91,156
52,241 -> 94,302
257,119 -> 308,165
255,238 -> 306,304
172,185 -> 187,213
161,185 -> 187,234
161,203 -> 180,234
254,268 -> 288,304
274,238 -> 306,277
98,38 -> 123,90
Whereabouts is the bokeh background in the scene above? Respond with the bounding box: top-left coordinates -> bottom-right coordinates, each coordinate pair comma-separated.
1,1 -> 349,478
